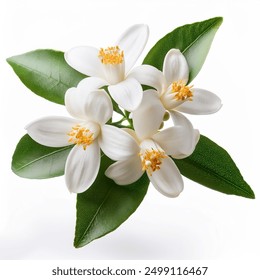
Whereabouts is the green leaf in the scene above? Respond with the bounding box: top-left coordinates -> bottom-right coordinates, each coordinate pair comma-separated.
74,155 -> 149,248
174,135 -> 254,199
12,134 -> 72,179
143,17 -> 223,82
7,49 -> 86,105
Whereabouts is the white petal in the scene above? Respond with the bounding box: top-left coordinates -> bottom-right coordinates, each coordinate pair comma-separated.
108,77 -> 143,112
85,121 -> 101,141
105,156 -> 143,185
132,90 -> 165,140
176,88 -> 222,115
169,111 -> 200,158
117,24 -> 149,73
65,77 -> 107,120
77,76 -> 107,91
140,138 -> 161,151
128,65 -> 167,94
152,126 -> 194,156
84,90 -> 113,125
99,125 -> 139,160
148,156 -> 184,198
160,88 -> 186,111
66,89 -> 112,124
65,46 -> 104,78
170,110 -> 190,127
26,116 -> 77,147
163,49 -> 189,85
65,87 -> 88,120
193,129 -> 200,146
65,141 -> 100,193
122,128 -> 140,144
102,62 -> 125,85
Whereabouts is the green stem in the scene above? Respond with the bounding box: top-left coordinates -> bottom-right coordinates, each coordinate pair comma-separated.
112,123 -> 133,129
111,111 -> 134,129
111,117 -> 126,126
124,110 -> 133,128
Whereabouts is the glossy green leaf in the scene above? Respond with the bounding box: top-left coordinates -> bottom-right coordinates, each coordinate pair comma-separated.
7,49 -> 86,105
74,155 -> 149,248
143,17 -> 223,82
12,134 -> 72,179
174,135 -> 254,199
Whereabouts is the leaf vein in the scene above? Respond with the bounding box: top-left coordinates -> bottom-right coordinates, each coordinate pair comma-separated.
76,187 -> 113,246
14,146 -> 72,171
182,20 -> 220,54
180,157 -> 252,196
9,61 -> 70,89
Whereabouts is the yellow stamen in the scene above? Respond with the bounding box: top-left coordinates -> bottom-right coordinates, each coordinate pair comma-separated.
139,149 -> 166,176
98,46 -> 124,65
172,81 -> 193,101
68,125 -> 93,150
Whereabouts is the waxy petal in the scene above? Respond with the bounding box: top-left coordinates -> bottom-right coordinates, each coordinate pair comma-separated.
176,88 -> 222,115
66,89 -> 112,124
122,128 -> 140,144
65,87 -> 88,120
77,76 -> 107,91
108,77 -> 143,112
84,90 -> 113,125
102,62 -> 125,85
26,116 -> 77,147
65,46 -> 104,78
99,125 -> 139,161
105,156 -> 143,185
148,156 -> 184,198
160,90 -> 186,111
169,111 -> 200,158
128,65 -> 167,94
139,138 -> 161,151
132,90 -> 165,140
163,49 -> 189,85
117,24 -> 149,73
65,142 -> 100,193
65,77 -> 107,120
153,126 -> 195,157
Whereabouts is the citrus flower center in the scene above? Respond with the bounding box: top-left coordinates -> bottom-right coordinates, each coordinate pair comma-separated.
172,81 -> 193,101
140,149 -> 167,176
68,125 -> 94,150
98,46 -> 124,65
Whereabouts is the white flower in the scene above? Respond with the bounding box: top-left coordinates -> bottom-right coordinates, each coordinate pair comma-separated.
129,48 -> 222,133
25,80 -> 129,193
102,109 -> 199,198
65,24 -> 149,112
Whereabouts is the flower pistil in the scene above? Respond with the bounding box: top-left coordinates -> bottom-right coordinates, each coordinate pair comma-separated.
172,81 -> 193,101
68,125 -> 94,150
139,149 -> 166,176
98,46 -> 124,65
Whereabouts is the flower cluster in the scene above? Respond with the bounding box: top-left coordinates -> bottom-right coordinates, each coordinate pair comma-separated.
26,24 -> 222,198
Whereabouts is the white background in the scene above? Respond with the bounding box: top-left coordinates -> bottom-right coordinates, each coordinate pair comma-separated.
0,0 -> 259,270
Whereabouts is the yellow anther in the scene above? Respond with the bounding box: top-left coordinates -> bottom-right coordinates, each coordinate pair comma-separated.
68,125 -> 93,150
98,46 -> 124,65
139,149 -> 166,176
172,81 -> 193,101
